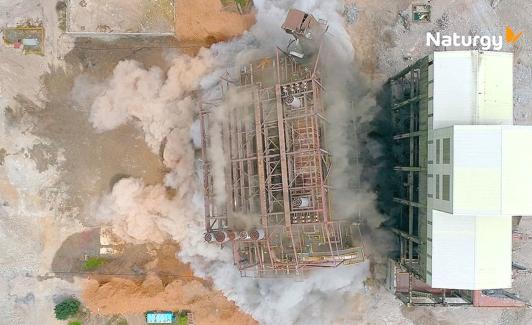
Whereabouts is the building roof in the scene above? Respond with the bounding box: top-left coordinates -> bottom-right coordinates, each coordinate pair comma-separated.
431,51 -> 513,129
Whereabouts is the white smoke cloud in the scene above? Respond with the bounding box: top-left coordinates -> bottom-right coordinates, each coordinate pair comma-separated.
85,0 -> 400,324
88,49 -> 213,152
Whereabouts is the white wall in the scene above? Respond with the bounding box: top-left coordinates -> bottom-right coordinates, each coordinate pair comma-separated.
431,211 -> 512,289
432,51 -> 513,129
501,126 -> 532,215
453,125 -> 502,215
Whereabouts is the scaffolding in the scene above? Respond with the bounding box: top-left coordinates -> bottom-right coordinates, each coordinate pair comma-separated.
388,56 -> 430,279
200,47 -> 364,277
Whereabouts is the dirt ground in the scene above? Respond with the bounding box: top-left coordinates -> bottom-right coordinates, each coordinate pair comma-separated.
67,0 -> 175,34
82,244 -> 256,325
174,0 -> 255,43
0,19 -> 252,323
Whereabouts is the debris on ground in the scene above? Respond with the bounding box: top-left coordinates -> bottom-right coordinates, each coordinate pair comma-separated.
343,3 -> 359,25
412,4 -> 431,22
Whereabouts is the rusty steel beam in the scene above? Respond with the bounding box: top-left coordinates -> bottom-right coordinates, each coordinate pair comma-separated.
311,78 -> 330,223
275,83 -> 292,228
200,109 -> 211,232
253,88 -> 268,227
200,48 -> 366,277
223,105 -> 234,220
236,104 -> 246,211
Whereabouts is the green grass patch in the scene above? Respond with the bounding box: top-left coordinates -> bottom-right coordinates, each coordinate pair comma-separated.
220,0 -> 252,11
68,321 -> 82,325
235,0 -> 250,8
177,314 -> 188,325
82,257 -> 106,271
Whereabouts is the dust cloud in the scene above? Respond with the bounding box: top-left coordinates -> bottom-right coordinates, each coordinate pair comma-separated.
82,0 -> 395,324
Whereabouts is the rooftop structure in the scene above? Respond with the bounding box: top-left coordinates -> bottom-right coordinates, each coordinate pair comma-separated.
200,10 -> 364,277
387,51 -> 532,306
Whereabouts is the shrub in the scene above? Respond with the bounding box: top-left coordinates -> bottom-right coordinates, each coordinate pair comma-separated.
178,314 -> 188,325
54,298 -> 80,320
68,321 -> 82,325
82,257 -> 106,271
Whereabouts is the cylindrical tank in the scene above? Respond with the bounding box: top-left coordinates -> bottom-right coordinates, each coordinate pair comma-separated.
213,230 -> 236,243
292,196 -> 311,208
239,231 -> 250,240
214,231 -> 228,243
285,95 -> 302,108
249,228 -> 266,240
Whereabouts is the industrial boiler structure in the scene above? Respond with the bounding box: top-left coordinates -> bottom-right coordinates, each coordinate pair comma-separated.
200,10 -> 364,277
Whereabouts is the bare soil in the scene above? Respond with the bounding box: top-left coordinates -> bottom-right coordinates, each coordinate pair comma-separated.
174,0 -> 255,44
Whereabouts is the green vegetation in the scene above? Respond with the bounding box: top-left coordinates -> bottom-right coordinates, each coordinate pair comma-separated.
177,314 -> 188,325
220,0 -> 252,12
68,321 -> 82,325
234,0 -> 250,8
82,256 -> 106,270
54,298 -> 81,320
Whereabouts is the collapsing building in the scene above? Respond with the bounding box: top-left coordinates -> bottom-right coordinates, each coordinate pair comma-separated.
200,10 -> 364,277
386,50 -> 532,306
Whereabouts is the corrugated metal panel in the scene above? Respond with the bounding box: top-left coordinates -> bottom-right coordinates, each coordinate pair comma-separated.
431,211 -> 511,289
475,214 -> 512,289
501,126 -> 532,215
453,125 -> 502,215
432,51 -> 476,129
431,211 -> 476,289
432,51 -> 513,129
477,52 -> 513,124
450,125 -> 532,216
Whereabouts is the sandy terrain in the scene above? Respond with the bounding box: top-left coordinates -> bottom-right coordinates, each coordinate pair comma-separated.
84,277 -> 257,325
174,0 -> 255,43
82,243 -> 256,324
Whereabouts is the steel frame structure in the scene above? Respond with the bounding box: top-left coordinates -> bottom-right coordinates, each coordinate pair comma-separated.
388,56 -> 430,280
200,48 -> 364,277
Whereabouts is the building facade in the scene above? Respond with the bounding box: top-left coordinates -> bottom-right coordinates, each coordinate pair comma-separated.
388,51 -> 532,305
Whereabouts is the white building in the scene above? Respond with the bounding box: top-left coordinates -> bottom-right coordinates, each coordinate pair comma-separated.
391,51 -> 532,291
427,51 -> 532,289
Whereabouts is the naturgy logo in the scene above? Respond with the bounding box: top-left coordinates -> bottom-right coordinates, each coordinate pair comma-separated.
505,26 -> 523,44
426,26 -> 523,50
